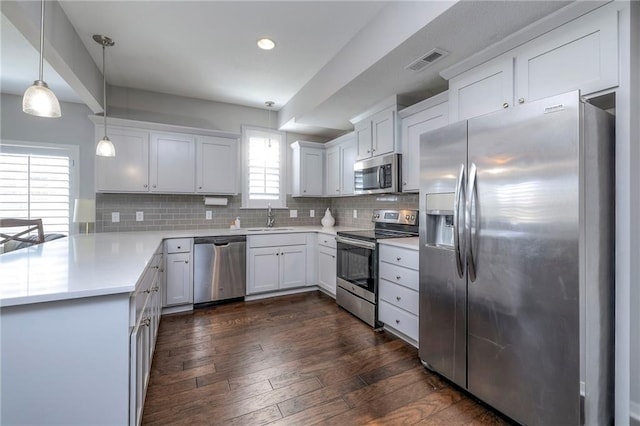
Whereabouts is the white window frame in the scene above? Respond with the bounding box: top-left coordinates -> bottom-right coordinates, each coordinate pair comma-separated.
241,125 -> 287,209
0,140 -> 79,235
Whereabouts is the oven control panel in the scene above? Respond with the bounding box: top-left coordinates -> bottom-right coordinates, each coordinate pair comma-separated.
372,209 -> 418,225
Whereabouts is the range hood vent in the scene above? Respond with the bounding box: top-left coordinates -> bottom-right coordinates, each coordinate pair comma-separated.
406,48 -> 449,72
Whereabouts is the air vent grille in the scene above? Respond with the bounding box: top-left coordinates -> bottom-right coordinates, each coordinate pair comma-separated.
406,48 -> 449,72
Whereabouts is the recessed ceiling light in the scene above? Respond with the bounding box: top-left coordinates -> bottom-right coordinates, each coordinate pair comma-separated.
257,38 -> 276,50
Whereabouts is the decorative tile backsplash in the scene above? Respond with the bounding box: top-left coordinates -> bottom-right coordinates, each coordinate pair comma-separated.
95,192 -> 418,232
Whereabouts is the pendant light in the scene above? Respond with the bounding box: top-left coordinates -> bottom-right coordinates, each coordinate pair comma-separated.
22,0 -> 61,118
94,34 -> 116,157
265,101 -> 274,148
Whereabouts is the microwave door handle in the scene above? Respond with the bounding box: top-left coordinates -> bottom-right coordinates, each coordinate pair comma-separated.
377,166 -> 384,188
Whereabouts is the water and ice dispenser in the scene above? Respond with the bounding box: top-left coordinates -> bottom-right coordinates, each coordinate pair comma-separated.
425,193 -> 455,247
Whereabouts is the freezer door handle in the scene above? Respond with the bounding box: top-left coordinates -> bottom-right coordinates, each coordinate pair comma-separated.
466,163 -> 478,282
453,163 -> 465,278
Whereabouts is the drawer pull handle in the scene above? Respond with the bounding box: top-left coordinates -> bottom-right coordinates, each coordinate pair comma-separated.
395,319 -> 400,324
396,275 -> 401,280
396,257 -> 401,261
396,296 -> 401,301
185,260 -> 189,264
142,318 -> 151,327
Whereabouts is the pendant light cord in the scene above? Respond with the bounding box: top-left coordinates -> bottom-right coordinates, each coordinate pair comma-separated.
102,43 -> 107,137
38,0 -> 45,81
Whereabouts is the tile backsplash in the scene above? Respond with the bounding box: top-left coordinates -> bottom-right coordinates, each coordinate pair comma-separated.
95,192 -> 418,232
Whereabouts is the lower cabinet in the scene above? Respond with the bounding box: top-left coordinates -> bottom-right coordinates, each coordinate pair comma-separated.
247,233 -> 309,295
317,235 -> 337,297
378,243 -> 419,346
163,238 -> 193,307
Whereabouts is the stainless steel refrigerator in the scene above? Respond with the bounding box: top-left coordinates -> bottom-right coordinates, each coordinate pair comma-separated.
418,91 -> 614,425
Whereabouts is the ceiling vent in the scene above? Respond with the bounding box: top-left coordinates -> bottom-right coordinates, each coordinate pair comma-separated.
406,48 -> 449,72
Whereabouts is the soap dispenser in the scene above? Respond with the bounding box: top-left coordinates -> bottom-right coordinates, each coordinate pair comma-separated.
234,217 -> 241,230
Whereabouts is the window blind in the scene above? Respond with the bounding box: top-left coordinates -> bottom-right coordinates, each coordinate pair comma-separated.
248,136 -> 280,200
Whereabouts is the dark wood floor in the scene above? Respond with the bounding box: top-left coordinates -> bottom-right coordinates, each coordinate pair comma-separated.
143,291 -> 511,426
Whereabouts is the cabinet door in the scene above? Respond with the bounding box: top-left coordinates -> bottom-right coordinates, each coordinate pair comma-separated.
247,247 -> 280,294
325,146 -> 341,196
515,6 -> 618,104
372,109 -> 395,156
196,136 -> 238,194
317,246 -> 337,296
355,120 -> 373,160
164,252 -> 192,306
129,299 -> 151,426
279,245 -> 307,289
149,132 -> 195,193
96,127 -> 149,192
401,102 -> 449,192
301,148 -> 324,196
341,138 -> 357,196
449,57 -> 514,122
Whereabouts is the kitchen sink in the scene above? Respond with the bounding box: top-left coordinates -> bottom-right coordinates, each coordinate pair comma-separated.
246,227 -> 295,232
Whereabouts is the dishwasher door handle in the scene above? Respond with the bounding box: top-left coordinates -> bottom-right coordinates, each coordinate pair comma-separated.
214,242 -> 230,247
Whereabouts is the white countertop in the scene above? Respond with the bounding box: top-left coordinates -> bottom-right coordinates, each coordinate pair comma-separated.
0,226 -> 356,308
377,236 -> 419,250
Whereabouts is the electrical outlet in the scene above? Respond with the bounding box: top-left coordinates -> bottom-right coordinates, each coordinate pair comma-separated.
136,211 -> 144,222
290,209 -> 298,218
205,210 -> 212,220
309,209 -> 315,218
111,212 -> 120,223
353,209 -> 358,219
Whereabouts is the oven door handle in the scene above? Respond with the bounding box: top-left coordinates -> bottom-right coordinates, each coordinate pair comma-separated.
335,236 -> 377,250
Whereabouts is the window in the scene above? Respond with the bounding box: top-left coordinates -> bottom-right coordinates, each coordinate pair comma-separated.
242,126 -> 286,208
0,143 -> 77,235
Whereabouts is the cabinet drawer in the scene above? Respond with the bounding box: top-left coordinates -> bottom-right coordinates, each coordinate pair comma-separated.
317,234 -> 337,249
248,233 -> 307,248
379,245 -> 418,270
379,279 -> 418,315
379,262 -> 418,291
166,238 -> 191,253
379,300 -> 418,341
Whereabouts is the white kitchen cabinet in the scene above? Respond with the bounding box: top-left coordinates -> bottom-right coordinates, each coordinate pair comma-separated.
324,132 -> 356,197
399,93 -> 449,192
355,106 -> 397,160
149,132 -> 195,193
514,5 -> 618,105
95,126 -> 150,192
448,57 -> 514,122
378,243 -> 419,346
247,233 -> 309,295
196,136 -> 238,194
163,238 -> 193,307
291,141 -> 325,197
317,234 -> 337,297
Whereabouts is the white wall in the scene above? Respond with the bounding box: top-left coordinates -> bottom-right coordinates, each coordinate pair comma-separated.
0,93 -> 95,198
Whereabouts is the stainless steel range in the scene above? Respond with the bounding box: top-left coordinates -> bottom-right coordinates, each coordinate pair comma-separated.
335,209 -> 418,327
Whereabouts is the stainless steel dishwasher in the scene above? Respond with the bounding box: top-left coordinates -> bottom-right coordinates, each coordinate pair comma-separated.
193,235 -> 246,304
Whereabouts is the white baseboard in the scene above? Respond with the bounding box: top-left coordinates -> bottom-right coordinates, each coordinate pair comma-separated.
382,325 -> 418,348
244,286 -> 318,301
161,304 -> 193,315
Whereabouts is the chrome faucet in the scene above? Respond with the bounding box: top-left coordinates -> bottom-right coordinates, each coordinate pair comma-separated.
266,204 -> 275,228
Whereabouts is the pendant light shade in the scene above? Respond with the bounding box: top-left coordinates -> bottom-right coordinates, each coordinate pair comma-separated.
23,0 -> 61,118
94,34 -> 115,157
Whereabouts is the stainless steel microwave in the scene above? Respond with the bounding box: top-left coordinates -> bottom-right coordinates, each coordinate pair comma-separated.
354,153 -> 402,194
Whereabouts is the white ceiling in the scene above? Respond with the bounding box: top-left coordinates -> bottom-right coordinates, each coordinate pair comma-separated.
1,1 -> 575,137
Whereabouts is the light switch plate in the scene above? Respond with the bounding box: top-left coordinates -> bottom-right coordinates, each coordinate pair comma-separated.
290,209 -> 298,218
310,209 -> 315,218
136,211 -> 144,222
111,212 -> 120,223
353,209 -> 358,219
205,210 -> 212,220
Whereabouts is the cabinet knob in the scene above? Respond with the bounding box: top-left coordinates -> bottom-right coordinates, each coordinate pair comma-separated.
276,253 -> 279,256
372,148 -> 376,152
395,319 -> 400,324
303,190 -> 307,193
336,189 -> 340,192
396,275 -> 401,280
396,257 -> 402,261
177,246 -> 181,249
367,150 -> 370,153
199,186 -> 202,189
403,182 -> 407,186
503,102 -> 509,109
143,318 -> 151,327
144,184 -> 148,188
152,184 -> 157,188
184,260 -> 189,264
519,98 -> 525,104
396,296 -> 401,301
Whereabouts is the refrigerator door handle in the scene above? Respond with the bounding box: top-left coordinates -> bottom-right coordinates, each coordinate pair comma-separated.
466,162 -> 478,282
453,163 -> 466,278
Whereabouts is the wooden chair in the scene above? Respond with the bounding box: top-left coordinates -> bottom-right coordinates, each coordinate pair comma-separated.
0,218 -> 45,246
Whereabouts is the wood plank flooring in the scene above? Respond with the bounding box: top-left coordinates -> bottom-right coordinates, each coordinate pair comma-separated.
143,291 -> 512,426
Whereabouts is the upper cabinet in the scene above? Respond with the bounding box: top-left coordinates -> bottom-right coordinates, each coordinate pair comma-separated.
399,93 -> 449,192
91,117 -> 240,195
149,132 -> 195,193
96,127 -> 150,192
324,132 -> 356,197
351,96 -> 408,161
291,141 -> 325,197
195,136 -> 238,194
447,3 -> 619,122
